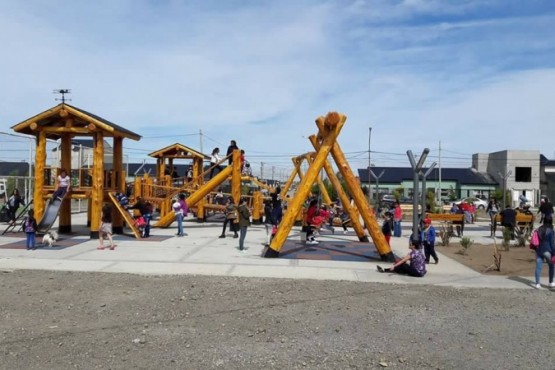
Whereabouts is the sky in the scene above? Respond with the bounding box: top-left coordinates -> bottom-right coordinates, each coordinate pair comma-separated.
1,0 -> 554,179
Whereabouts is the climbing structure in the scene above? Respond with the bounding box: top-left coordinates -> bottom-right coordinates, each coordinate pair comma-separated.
11,103 -> 141,238
263,112 -> 394,262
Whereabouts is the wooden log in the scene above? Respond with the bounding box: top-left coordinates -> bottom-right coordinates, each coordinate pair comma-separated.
309,135 -> 367,241
252,191 -> 262,223
90,132 -> 104,238
30,122 -> 38,131
59,109 -> 68,118
33,131 -> 47,220
231,150 -> 241,204
112,137 -> 124,233
59,134 -> 72,233
266,113 -> 345,256
279,160 -> 298,198
305,154 -> 333,206
42,127 -> 92,134
315,118 -> 393,261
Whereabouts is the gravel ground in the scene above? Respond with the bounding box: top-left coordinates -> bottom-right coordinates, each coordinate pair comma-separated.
1,270 -> 554,370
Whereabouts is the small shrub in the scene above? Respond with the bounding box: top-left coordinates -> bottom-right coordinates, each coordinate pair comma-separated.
502,227 -> 512,251
458,236 -> 474,255
439,221 -> 453,246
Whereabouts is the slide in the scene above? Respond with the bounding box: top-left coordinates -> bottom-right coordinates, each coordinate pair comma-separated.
36,198 -> 63,234
108,192 -> 142,239
154,165 -> 233,228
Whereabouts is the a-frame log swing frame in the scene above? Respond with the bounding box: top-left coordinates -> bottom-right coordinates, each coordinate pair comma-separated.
263,112 -> 394,262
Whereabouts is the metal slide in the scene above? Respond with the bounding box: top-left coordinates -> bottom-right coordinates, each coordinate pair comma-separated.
108,192 -> 142,239
154,165 -> 233,228
36,198 -> 63,234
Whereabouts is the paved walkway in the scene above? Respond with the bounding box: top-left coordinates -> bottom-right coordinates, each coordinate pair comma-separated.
0,214 -> 536,289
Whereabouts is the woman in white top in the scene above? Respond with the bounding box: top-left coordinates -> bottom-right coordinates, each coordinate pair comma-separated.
209,148 -> 224,179
52,169 -> 71,201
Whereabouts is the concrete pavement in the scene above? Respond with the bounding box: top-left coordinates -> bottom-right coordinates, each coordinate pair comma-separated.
0,213 -> 537,289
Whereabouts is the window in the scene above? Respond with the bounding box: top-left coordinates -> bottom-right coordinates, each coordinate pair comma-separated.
515,167 -> 532,182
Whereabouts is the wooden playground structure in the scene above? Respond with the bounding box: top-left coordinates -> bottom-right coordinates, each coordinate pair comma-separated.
263,112 -> 394,261
11,103 -> 141,238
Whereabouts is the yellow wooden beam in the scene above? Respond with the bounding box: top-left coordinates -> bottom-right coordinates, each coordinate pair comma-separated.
90,132 -> 104,238
265,112 -> 345,256
33,131 -> 47,220
59,134 -> 72,232
231,150 -> 241,204
315,119 -> 393,260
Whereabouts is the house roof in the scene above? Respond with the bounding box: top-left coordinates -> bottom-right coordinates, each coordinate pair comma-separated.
540,154 -> 555,166
0,161 -> 31,177
357,167 -> 498,186
51,139 -> 113,152
148,143 -> 209,160
11,103 -> 141,141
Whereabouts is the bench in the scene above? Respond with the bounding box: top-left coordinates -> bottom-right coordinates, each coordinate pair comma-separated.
426,213 -> 465,237
492,213 -> 534,237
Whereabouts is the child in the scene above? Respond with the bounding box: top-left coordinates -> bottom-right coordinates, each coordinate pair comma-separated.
24,210 -> 37,250
422,218 -> 438,264
381,211 -> 393,246
52,169 -> 70,201
98,204 -> 115,250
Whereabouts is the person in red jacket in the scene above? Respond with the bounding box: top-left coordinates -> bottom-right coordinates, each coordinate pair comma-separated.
305,199 -> 319,245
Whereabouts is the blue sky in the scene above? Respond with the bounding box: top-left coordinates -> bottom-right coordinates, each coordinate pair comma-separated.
1,0 -> 554,179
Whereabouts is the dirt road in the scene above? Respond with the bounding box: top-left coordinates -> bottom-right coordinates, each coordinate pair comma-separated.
1,270 -> 553,369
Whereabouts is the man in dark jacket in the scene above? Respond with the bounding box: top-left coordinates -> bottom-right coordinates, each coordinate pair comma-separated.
226,140 -> 239,165
500,205 -> 516,239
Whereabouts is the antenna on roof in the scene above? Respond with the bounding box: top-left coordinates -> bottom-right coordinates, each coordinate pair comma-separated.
53,89 -> 72,103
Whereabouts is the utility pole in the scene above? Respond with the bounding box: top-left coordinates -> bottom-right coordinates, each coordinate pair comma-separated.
438,141 -> 442,204
199,129 -> 203,154
497,168 -> 512,209
369,169 -> 385,208
368,127 -> 372,205
260,162 -> 264,180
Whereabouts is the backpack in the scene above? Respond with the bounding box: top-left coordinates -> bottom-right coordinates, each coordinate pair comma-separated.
529,229 -> 539,250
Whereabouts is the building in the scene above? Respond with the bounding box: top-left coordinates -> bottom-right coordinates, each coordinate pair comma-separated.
359,150 -> 546,206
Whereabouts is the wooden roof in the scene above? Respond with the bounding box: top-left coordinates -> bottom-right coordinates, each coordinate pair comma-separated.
11,103 -> 141,141
148,143 -> 209,160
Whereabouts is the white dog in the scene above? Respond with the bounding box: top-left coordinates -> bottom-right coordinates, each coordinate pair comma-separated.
42,231 -> 59,248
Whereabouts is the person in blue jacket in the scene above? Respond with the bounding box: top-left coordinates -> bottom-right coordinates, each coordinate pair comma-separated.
422,218 -> 438,264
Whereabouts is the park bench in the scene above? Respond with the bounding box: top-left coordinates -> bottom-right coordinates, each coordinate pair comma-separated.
492,212 -> 534,237
426,213 -> 466,238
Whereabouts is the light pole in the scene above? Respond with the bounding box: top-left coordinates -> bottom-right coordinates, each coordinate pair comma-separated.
369,169 -> 385,207
497,169 -> 512,209
368,127 -> 372,205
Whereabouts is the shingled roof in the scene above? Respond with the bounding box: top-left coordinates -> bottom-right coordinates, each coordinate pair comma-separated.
358,167 -> 498,185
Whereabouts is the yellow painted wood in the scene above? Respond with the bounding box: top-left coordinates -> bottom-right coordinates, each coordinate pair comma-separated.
108,192 -> 141,238
305,154 -> 333,206
113,137 -> 124,230
308,135 -> 367,240
90,132 -> 104,235
280,161 -> 299,198
30,122 -> 38,130
252,191 -> 262,221
154,164 -> 234,227
231,150 -> 241,204
268,112 -> 346,253
315,120 -> 391,257
59,134 -> 72,229
33,131 -> 47,220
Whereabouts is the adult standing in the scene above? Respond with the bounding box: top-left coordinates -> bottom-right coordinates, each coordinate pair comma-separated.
499,205 -> 516,240
486,199 -> 499,237
209,148 -> 224,179
237,198 -> 251,252
226,140 -> 239,165
393,202 -> 403,237
219,198 -> 238,238
6,188 -> 24,225
533,217 -> 554,289
539,197 -> 554,224
263,200 -> 274,246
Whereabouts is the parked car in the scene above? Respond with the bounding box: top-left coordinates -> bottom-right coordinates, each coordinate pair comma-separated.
380,194 -> 413,208
455,197 -> 488,210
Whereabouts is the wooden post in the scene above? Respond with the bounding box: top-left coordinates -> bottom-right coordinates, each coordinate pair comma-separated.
279,160 -> 299,198
113,136 -> 124,234
306,154 -> 333,206
252,191 -> 262,223
159,159 -> 166,180
58,134 -> 72,233
90,132 -> 104,239
315,120 -> 393,261
134,177 -> 141,199
33,131 -> 47,220
309,136 -> 368,242
231,150 -> 241,204
264,112 -> 345,257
